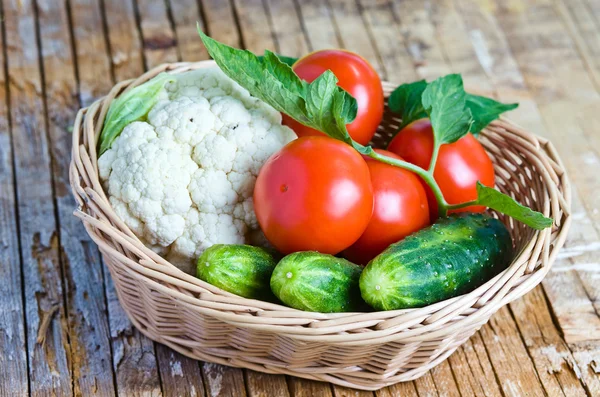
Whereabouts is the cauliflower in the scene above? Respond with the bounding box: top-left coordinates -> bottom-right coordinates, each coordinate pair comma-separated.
98,67 -> 296,273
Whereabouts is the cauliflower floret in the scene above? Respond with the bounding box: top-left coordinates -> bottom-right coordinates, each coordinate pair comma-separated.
99,67 -> 296,274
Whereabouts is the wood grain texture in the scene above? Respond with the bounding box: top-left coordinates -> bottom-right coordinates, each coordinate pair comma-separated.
201,0 -> 240,47
168,0 -> 207,62
264,0 -> 309,57
357,0 -> 417,83
0,0 -> 28,394
390,0 -> 451,81
244,370 -> 289,397
295,0 -> 339,51
447,335 -> 504,397
156,345 -> 206,397
478,0 -> 600,345
479,308 -> 547,396
202,362 -> 247,397
103,0 -> 144,81
105,274 -> 162,397
326,0 -> 383,76
287,377 -> 332,397
232,0 -> 276,53
136,0 -> 178,68
37,0 -> 116,395
69,0 -> 112,107
4,0 -> 72,394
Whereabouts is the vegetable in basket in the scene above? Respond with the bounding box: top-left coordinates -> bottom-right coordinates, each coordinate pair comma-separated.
281,49 -> 384,145
253,136 -> 374,255
271,252 -> 364,313
196,244 -> 277,301
197,29 -> 552,260
343,149 -> 430,265
360,213 -> 512,310
97,67 -> 296,273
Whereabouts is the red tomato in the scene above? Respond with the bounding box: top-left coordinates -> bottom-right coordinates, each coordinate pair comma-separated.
282,49 -> 384,145
254,136 -> 374,254
387,119 -> 495,219
344,149 -> 430,265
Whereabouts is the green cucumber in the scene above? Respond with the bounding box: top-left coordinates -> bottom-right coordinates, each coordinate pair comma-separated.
196,244 -> 276,301
360,213 -> 512,310
270,252 -> 364,313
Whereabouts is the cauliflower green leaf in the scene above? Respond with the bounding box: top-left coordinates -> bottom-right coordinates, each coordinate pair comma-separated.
99,72 -> 175,154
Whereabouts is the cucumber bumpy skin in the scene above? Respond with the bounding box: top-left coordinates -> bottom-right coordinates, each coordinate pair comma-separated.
196,244 -> 277,301
360,213 -> 513,311
270,252 -> 364,313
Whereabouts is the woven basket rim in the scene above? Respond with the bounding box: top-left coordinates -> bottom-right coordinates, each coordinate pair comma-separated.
70,60 -> 572,343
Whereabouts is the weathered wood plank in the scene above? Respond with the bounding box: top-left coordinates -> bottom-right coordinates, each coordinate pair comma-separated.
326,0 -> 383,77
390,0 -> 452,81
331,385 -> 373,397
376,381 -> 419,397
511,286 -> 588,396
554,0 -> 600,91
231,0 -> 276,53
428,0 -> 495,96
357,0 -> 417,83
106,274 -> 162,396
0,0 -> 29,394
136,0 -> 178,68
479,307 -> 547,396
413,372 -> 440,397
3,0 -> 72,394
244,370 -> 289,397
69,0 -> 112,107
295,0 -> 339,51
287,377 -> 332,397
264,0 -> 309,57
200,0 -> 241,48
156,345 -> 205,397
428,361 -> 460,397
102,0 -> 144,82
569,341 -> 600,396
37,0 -> 116,395
469,0 -> 600,343
447,334 -> 504,397
168,0 -> 207,62
74,2 -> 165,395
202,362 -> 246,397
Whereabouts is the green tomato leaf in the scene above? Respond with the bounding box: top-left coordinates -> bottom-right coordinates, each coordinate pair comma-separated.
99,72 -> 175,155
466,94 -> 518,135
258,53 -> 298,67
388,80 -> 428,129
198,26 -> 356,142
476,182 -> 553,230
262,50 -> 304,94
422,74 -> 473,145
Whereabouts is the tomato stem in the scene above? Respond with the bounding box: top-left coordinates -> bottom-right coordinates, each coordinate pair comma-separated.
366,148 -> 450,217
428,143 -> 440,173
446,200 -> 478,211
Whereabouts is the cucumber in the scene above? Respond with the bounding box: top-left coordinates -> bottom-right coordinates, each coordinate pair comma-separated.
270,252 -> 364,313
196,244 -> 276,301
360,213 -> 512,310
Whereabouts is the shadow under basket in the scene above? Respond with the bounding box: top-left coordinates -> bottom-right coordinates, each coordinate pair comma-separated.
70,60 -> 571,391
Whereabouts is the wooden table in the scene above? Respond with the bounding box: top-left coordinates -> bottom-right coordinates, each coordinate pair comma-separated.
1,0 -> 599,395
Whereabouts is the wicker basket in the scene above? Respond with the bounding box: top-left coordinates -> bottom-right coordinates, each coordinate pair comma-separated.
70,60 -> 571,391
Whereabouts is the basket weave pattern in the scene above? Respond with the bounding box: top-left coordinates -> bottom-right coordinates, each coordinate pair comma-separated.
70,61 -> 571,391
